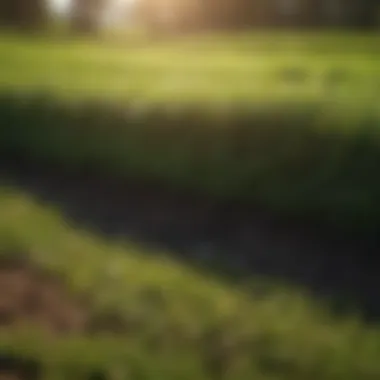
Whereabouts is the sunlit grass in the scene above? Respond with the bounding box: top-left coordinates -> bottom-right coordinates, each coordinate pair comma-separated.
0,31 -> 380,378
0,32 -> 379,104
1,188 -> 380,379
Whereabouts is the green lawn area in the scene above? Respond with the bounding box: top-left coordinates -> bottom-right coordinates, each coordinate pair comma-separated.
1,188 -> 380,379
1,32 -> 380,230
1,32 -> 380,378
0,32 -> 379,104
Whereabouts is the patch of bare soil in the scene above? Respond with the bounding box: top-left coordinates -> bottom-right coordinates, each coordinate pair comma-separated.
0,254 -> 85,379
0,254 -> 128,380
0,254 -> 130,336
0,255 -> 89,335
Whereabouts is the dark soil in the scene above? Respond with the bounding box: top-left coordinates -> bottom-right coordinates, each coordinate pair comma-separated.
1,161 -> 380,322
0,254 -> 89,335
0,254 -> 88,380
0,352 -> 40,380
0,252 -> 132,336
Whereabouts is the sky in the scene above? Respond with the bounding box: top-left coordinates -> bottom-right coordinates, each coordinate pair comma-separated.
49,0 -> 137,26
50,0 -> 70,13
49,0 -> 135,14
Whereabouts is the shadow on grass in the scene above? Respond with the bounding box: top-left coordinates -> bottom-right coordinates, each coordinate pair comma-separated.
0,352 -> 40,380
1,161 -> 380,324
0,90 -> 380,323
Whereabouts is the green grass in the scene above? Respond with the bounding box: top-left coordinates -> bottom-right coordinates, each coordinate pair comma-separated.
1,32 -> 380,379
1,187 -> 380,380
0,32 -> 379,103
1,33 -> 380,228
1,90 -> 380,232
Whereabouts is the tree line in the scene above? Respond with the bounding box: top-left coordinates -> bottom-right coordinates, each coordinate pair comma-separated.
0,0 -> 107,33
0,0 -> 378,34
136,0 -> 379,33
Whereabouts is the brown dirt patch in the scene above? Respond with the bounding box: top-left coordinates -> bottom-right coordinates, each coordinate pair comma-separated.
0,254 -> 123,379
0,254 -> 89,336
0,251 -> 142,380
0,252 -> 132,338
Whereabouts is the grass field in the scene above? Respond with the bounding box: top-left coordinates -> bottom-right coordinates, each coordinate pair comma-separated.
1,31 -> 380,231
0,31 -> 380,378
1,188 -> 380,379
1,32 -> 380,232
1,32 -> 379,219
0,32 -> 379,103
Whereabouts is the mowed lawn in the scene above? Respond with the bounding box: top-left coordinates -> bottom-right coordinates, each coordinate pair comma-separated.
0,32 -> 379,105
0,31 -> 380,379
1,188 -> 380,380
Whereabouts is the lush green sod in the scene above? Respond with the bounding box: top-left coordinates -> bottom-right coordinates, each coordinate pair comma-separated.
1,32 -> 380,379
0,33 -> 380,234
1,187 -> 380,380
1,88 -> 380,232
0,32 -> 379,103
1,32 -> 380,232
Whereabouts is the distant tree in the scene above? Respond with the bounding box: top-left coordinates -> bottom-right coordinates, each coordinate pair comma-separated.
0,0 -> 48,30
135,0 -> 379,33
350,0 -> 378,28
134,0 -> 203,34
70,0 -> 108,34
292,0 -> 379,28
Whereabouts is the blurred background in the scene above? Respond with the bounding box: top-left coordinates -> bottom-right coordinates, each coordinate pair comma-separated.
0,2 -> 380,380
